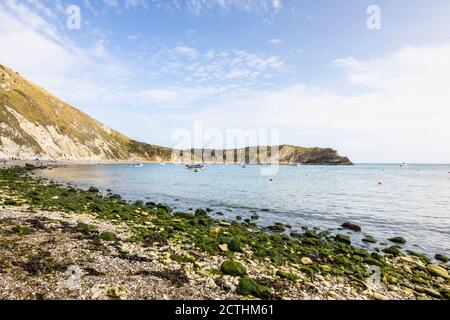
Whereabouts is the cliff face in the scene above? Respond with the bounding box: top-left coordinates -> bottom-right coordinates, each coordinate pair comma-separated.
0,64 -> 351,165
165,145 -> 352,165
0,64 -> 140,160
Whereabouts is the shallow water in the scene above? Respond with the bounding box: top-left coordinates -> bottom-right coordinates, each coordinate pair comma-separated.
39,163 -> 450,257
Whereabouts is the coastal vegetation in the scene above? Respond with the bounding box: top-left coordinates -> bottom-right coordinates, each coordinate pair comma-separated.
0,166 -> 448,300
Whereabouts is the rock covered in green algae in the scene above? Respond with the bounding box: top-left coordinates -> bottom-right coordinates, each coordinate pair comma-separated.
427,264 -> 450,279
12,225 -> 34,235
194,208 -> 208,217
383,246 -> 403,256
221,260 -> 247,276
334,234 -> 351,245
88,186 -> 99,193
236,277 -> 272,299
388,236 -> 406,244
99,231 -> 116,241
267,224 -> 286,232
362,235 -> 377,243
434,254 -> 449,263
3,199 -> 18,205
276,270 -> 299,281
227,237 -> 244,252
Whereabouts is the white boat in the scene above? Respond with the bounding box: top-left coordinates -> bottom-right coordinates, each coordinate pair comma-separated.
400,163 -> 408,167
186,164 -> 205,170
134,164 -> 144,168
239,163 -> 246,168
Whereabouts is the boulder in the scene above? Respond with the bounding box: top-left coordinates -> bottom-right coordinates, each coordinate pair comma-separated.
383,246 -> 402,256
334,234 -> 351,245
427,264 -> 450,279
301,257 -> 313,265
362,235 -> 377,244
268,224 -> 286,232
88,186 -> 99,193
388,236 -> 406,244
435,254 -> 449,263
341,222 -> 362,232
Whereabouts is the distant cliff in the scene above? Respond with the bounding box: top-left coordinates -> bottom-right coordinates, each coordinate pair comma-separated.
0,64 -> 351,165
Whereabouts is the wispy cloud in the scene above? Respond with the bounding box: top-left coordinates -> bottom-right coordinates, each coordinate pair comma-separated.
86,0 -> 284,15
186,0 -> 283,15
147,46 -> 284,88
268,38 -> 283,44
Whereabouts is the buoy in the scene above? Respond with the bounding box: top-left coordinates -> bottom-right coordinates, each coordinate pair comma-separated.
269,177 -> 273,182
378,181 -> 382,185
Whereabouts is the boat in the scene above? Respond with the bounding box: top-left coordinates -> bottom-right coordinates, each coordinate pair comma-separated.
239,163 -> 246,168
186,164 -> 205,170
134,164 -> 144,168
400,163 -> 408,167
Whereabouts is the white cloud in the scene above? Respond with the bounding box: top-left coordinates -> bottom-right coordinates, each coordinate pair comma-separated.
187,44 -> 450,162
268,38 -> 283,44
173,45 -> 199,58
124,0 -> 149,10
127,33 -> 142,41
186,0 -> 283,15
148,46 -> 284,88
0,1 -> 133,105
272,0 -> 282,12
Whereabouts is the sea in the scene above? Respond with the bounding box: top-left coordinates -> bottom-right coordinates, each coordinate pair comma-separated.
39,163 -> 450,257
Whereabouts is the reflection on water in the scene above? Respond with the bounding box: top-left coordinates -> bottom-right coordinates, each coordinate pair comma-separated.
40,163 -> 450,256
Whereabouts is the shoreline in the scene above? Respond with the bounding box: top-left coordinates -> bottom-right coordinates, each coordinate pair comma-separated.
0,166 -> 449,300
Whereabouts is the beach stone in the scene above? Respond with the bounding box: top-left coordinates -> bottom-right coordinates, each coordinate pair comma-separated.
362,235 -> 377,244
268,224 -> 286,232
341,222 -> 361,232
402,265 -> 412,274
423,288 -> 441,299
399,256 -> 424,267
435,254 -> 449,263
301,257 -> 313,265
372,292 -> 388,300
388,236 -> 406,244
88,186 -> 99,193
427,264 -> 450,279
218,244 -> 229,252
334,234 -> 351,245
92,284 -> 129,300
382,246 -> 402,256
205,277 -> 217,289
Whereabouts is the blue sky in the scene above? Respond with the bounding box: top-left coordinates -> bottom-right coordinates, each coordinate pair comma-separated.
1,0 -> 450,162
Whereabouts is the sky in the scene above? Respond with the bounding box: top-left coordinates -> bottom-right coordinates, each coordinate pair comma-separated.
1,0 -> 450,163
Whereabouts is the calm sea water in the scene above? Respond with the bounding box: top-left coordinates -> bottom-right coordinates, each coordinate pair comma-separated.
39,163 -> 450,257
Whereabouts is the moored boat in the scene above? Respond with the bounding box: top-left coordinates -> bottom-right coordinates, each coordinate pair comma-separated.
186,164 -> 205,170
